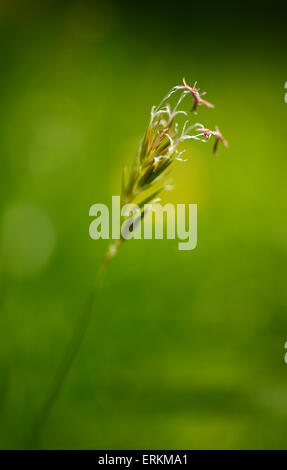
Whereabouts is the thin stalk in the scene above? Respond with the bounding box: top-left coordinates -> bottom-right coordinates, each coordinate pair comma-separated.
28,240 -> 122,448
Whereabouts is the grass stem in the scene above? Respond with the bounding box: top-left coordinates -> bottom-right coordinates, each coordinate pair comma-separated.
28,241 -> 121,448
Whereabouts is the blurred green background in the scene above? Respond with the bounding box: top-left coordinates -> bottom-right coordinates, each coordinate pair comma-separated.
0,0 -> 287,449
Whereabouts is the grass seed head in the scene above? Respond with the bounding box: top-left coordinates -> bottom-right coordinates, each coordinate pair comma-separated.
122,77 -> 226,208
108,77 -> 227,256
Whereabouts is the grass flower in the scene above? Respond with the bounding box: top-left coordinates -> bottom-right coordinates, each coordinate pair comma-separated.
195,124 -> 228,155
108,77 -> 226,257
175,77 -> 214,113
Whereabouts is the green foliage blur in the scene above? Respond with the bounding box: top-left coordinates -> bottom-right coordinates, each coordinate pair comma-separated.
0,0 -> 286,449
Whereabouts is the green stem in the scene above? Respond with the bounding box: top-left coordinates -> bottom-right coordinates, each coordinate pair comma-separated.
27,240 -> 122,448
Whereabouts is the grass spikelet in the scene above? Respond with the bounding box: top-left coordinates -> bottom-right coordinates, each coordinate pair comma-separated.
112,77 -> 227,256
